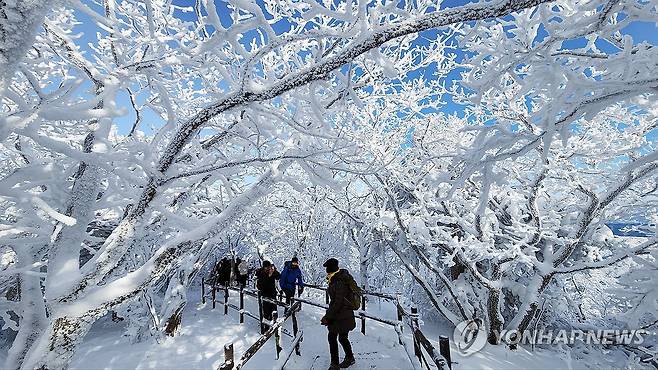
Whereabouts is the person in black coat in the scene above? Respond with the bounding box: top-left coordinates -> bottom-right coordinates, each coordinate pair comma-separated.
321,258 -> 356,370
256,260 -> 280,331
217,258 -> 231,287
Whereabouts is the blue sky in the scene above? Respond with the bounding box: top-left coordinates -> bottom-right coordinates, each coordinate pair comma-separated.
66,0 -> 658,142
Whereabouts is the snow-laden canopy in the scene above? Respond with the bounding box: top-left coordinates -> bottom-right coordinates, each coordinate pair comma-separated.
0,0 -> 657,369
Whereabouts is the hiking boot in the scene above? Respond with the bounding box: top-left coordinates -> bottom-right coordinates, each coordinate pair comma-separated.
339,356 -> 356,368
328,363 -> 340,370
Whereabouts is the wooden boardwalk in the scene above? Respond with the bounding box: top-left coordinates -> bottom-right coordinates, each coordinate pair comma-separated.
200,279 -> 452,370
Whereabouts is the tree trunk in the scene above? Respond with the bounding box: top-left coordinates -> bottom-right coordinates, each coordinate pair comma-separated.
449,256 -> 466,280
506,274 -> 553,348
486,264 -> 505,344
486,288 -> 503,344
163,307 -> 184,337
46,133 -> 103,299
359,254 -> 369,294
162,269 -> 187,336
354,229 -> 370,294
161,247 -> 213,336
386,237 -> 461,325
4,273 -> 47,370
21,314 -> 96,370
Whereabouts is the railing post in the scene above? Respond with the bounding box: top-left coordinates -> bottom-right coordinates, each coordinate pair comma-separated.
296,285 -> 303,310
219,342 -> 234,370
258,291 -> 265,334
411,307 -> 421,361
361,294 -> 366,335
396,298 -> 403,333
212,282 -> 216,309
292,300 -> 301,355
202,277 -> 206,304
439,336 -> 452,370
224,285 -> 229,315
239,288 -> 245,324
225,342 -> 234,365
273,311 -> 282,359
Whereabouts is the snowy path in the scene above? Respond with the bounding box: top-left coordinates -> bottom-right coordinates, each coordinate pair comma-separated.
70,291 -> 414,370
250,300 -> 413,370
69,290 -> 590,370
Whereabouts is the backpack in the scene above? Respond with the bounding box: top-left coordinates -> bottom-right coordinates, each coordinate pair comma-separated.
255,268 -> 265,291
345,275 -> 363,310
238,261 -> 248,275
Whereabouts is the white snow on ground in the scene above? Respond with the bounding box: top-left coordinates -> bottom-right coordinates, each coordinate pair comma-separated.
71,305 -> 260,369
66,288 -> 593,370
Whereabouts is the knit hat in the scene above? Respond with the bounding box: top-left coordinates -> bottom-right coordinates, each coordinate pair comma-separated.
262,260 -> 272,268
291,257 -> 299,263
323,258 -> 339,273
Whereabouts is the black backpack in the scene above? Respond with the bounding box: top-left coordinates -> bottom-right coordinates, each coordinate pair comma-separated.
345,275 -> 363,310
255,268 -> 265,291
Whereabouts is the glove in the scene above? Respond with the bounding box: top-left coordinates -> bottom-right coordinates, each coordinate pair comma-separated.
321,316 -> 329,326
298,287 -> 304,295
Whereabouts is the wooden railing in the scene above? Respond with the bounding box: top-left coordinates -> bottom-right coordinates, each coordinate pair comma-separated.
201,278 -> 452,370
201,278 -> 293,333
397,303 -> 452,370
304,283 -> 398,301
218,301 -> 303,370
302,283 -> 398,335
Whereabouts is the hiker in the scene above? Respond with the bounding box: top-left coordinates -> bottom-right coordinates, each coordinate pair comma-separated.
209,258 -> 228,286
236,257 -> 249,288
279,256 -> 304,306
256,260 -> 280,331
320,258 -> 357,370
217,257 -> 231,287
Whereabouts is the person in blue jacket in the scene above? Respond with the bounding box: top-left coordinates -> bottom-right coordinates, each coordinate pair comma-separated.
279,256 -> 304,306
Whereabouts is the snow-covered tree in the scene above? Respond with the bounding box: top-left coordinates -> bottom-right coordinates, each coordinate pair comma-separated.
1,0 -> 656,369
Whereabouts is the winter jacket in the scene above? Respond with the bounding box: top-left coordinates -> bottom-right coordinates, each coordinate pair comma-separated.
279,261 -> 304,292
211,259 -> 231,286
325,269 -> 357,334
238,261 -> 249,275
217,259 -> 231,284
256,267 -> 281,298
